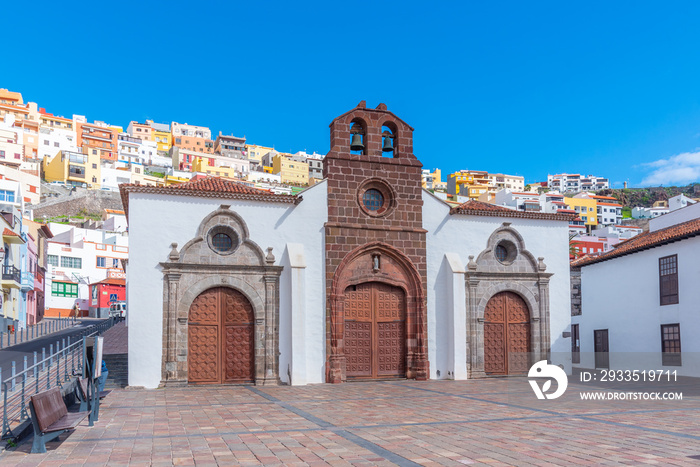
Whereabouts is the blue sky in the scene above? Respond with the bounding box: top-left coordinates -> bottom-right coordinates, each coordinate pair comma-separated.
4,1 -> 700,187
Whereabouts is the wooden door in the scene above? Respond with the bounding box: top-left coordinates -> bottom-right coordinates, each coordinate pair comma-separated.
188,287 -> 254,384
484,291 -> 530,375
594,329 -> 609,369
344,282 -> 406,379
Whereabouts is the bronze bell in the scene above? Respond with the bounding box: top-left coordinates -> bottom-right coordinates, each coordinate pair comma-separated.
350,133 -> 364,151
382,134 -> 394,152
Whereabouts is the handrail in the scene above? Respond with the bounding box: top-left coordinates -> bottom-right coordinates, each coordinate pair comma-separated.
0,318 -> 116,439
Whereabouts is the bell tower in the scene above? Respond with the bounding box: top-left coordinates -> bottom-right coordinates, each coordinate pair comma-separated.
324,101 -> 428,383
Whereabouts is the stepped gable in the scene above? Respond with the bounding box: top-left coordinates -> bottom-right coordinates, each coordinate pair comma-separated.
449,199 -> 573,221
572,217 -> 700,268
119,176 -> 301,219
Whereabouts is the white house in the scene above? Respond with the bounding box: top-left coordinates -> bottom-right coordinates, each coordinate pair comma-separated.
45,222 -> 128,317
632,205 -> 669,219
121,103 -> 573,389
37,126 -> 78,161
571,201 -> 700,376
669,194 -> 697,212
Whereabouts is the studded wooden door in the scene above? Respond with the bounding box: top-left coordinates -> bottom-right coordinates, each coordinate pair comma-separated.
188,287 -> 254,384
484,291 -> 530,375
344,282 -> 406,379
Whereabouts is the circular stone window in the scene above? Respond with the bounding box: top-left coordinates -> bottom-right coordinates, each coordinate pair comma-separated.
357,179 -> 396,217
207,226 -> 240,255
494,240 -> 517,265
363,189 -> 384,211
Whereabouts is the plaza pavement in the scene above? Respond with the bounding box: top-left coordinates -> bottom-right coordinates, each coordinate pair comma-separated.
1,373 -> 699,466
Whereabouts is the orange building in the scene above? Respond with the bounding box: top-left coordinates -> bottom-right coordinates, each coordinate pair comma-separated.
172,134 -> 214,154
127,121 -> 154,142
77,121 -> 118,161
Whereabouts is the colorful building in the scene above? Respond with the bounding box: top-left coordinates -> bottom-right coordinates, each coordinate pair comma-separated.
245,144 -> 274,167
564,196 -> 598,229
0,207 -> 26,330
24,219 -> 53,324
43,149 -> 102,189
77,121 -> 118,161
148,121 -> 172,154
127,121 -> 154,142
271,152 -> 309,185
89,278 -> 126,318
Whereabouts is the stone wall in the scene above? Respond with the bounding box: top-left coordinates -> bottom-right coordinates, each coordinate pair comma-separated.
31,190 -> 124,219
570,267 -> 581,316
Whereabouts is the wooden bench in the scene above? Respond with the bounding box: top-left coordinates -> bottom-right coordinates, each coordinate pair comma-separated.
29,387 -> 89,453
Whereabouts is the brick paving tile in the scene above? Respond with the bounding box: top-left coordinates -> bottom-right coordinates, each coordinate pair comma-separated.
0,379 -> 698,466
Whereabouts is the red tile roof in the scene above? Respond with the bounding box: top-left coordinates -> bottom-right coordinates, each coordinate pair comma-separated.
119,176 -> 301,219
449,200 -> 573,221
2,228 -> 20,238
572,217 -> 700,267
597,202 -> 622,207
590,195 -> 617,200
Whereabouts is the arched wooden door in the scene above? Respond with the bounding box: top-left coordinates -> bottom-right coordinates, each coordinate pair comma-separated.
344,282 -> 406,379
188,287 -> 255,384
484,291 -> 530,375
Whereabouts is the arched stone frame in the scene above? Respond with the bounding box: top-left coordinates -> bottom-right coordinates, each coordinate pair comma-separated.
465,222 -> 552,378
160,205 -> 282,386
328,241 -> 428,383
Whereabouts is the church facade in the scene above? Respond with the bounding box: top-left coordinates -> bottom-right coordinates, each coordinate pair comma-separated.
121,102 -> 573,389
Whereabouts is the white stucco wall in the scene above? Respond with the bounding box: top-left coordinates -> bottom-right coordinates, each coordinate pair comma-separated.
127,182 -> 327,388
573,237 -> 700,376
423,192 -> 572,379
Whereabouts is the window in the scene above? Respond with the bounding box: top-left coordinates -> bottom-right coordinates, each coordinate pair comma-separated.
51,281 -> 78,297
54,142 -> 59,147
0,190 -> 15,203
47,255 -> 59,267
112,258 -> 120,268
60,256 -> 82,269
92,163 -> 97,169
661,324 -> 681,366
96,257 -> 106,267
363,189 -> 384,211
659,255 -> 678,305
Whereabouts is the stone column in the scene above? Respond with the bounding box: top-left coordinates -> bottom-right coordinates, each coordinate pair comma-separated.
261,274 -> 280,386
466,268 -> 484,377
162,272 -> 183,385
328,293 -> 345,384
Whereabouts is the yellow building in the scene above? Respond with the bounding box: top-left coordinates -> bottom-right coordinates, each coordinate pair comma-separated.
272,153 -> 309,185
245,144 -> 274,164
447,170 -> 490,200
564,197 -> 597,227
43,150 -> 101,189
422,168 -> 446,190
192,157 -> 237,179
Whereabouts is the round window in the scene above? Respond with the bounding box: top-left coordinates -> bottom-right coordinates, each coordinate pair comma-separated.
495,245 -> 508,262
494,241 -> 516,264
363,189 -> 384,211
207,226 -> 240,256
211,233 -> 233,252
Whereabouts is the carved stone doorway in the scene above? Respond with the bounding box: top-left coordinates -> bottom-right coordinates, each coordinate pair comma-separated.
344,282 -> 406,379
484,291 -> 530,375
187,287 -> 255,384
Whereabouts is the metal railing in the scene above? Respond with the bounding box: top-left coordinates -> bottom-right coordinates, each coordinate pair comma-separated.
0,317 -> 75,350
2,265 -> 20,283
0,318 -> 116,439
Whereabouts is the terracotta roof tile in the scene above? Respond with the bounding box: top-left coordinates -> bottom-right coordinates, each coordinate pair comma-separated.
597,202 -> 622,207
119,176 -> 301,220
572,217 -> 700,267
3,228 -> 20,237
449,200 -> 573,221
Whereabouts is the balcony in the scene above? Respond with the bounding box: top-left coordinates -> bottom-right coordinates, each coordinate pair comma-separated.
2,265 -> 21,288
20,271 -> 34,291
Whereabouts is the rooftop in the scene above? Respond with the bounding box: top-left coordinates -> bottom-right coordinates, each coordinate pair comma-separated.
449,200 -> 573,221
119,176 -> 301,219
572,216 -> 700,268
